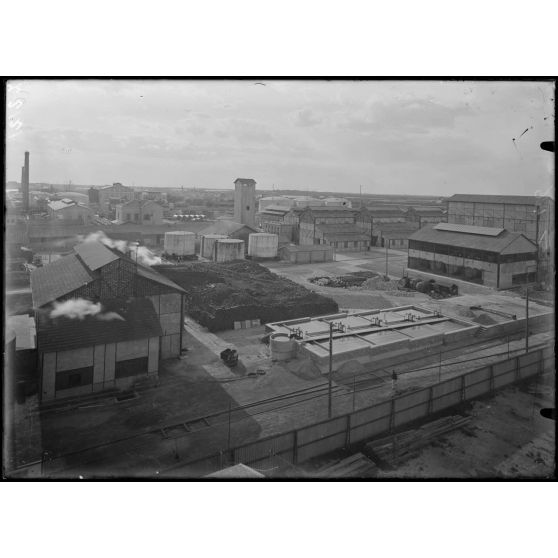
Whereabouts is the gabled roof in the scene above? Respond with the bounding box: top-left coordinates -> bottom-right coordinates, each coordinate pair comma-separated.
31,240 -> 185,308
448,194 -> 540,205
74,241 -> 120,270
409,224 -> 537,254
31,253 -> 98,308
234,178 -> 256,185
199,220 -> 258,236
36,298 -> 163,353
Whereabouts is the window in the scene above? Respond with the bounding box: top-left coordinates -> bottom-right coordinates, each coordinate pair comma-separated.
115,356 -> 148,379
144,214 -> 151,220
55,366 -> 94,391
134,213 -> 139,221
246,205 -> 250,211
126,213 -> 131,221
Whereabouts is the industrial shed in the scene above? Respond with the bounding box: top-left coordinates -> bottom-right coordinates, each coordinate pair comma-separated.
407,223 -> 537,289
36,298 -> 162,401
31,240 -> 186,365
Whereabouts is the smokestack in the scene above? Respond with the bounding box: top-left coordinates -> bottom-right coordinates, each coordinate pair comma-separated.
23,151 -> 30,212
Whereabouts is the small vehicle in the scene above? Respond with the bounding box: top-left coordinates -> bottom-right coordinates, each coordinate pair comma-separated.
220,348 -> 239,368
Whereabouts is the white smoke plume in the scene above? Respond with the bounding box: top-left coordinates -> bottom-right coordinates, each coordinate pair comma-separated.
78,230 -> 161,266
50,298 -> 125,321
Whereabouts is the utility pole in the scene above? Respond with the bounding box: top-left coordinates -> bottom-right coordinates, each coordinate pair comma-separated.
328,321 -> 345,418
525,286 -> 529,354
524,264 -> 535,353
385,239 -> 389,278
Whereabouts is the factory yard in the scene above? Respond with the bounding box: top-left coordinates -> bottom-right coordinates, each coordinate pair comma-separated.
8,250 -> 554,478
24,307 -> 552,477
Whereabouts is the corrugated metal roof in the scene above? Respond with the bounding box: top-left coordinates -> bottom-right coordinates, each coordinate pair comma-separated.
199,220 -> 258,236
448,194 -> 539,205
31,253 -> 98,308
74,241 -> 120,270
37,298 -> 163,353
434,222 -> 504,236
409,225 -> 536,254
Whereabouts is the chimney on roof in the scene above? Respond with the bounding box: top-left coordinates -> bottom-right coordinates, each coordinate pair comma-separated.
22,152 -> 30,212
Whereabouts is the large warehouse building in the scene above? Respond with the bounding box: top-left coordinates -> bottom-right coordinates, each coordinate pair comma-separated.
407,223 -> 537,289
31,241 -> 185,401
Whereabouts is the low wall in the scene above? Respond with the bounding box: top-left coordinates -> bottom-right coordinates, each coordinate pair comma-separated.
169,344 -> 553,476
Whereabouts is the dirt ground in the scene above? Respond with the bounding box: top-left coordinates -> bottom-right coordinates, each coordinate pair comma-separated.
376,375 -> 556,479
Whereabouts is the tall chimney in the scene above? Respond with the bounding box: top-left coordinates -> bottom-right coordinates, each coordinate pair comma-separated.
22,151 -> 30,212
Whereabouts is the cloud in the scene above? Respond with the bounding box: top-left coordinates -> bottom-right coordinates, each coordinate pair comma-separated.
50,298 -> 124,321
293,108 -> 322,127
339,98 -> 472,136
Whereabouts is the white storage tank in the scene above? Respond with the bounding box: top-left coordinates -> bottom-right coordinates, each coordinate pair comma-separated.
200,234 -> 228,258
214,239 -> 245,262
164,231 -> 196,256
270,332 -> 298,361
248,233 -> 279,258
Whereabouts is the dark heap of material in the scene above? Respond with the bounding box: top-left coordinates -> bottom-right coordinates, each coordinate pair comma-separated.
155,260 -> 339,332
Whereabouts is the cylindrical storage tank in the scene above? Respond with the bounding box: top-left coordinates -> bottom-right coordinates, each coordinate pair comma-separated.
200,234 -> 228,258
248,233 -> 279,258
213,239 -> 245,262
164,231 -> 196,256
270,333 -> 298,361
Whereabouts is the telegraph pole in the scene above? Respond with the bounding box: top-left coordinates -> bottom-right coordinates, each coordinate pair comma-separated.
328,322 -> 334,418
328,321 -> 345,418
385,239 -> 389,278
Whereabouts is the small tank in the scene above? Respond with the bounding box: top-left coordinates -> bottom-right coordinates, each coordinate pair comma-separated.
270,333 -> 298,361
213,239 -> 245,262
164,231 -> 195,256
248,233 -> 279,258
200,234 -> 228,258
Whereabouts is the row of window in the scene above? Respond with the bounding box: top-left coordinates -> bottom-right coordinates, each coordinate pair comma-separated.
54,357 -> 149,391
409,240 -> 499,262
448,215 -> 531,232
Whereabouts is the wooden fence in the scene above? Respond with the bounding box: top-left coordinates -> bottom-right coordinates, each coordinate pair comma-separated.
172,345 -> 554,476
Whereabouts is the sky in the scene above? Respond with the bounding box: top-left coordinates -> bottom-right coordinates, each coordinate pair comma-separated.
5,79 -> 555,197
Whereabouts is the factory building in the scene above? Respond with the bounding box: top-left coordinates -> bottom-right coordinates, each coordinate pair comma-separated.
356,206 -> 407,246
233,178 -> 256,227
89,183 -> 135,217
407,223 -> 538,289
257,205 -> 296,241
404,206 -> 446,227
446,193 -> 554,283
35,298 -> 162,401
298,206 -> 369,251
375,223 -> 420,249
31,241 -> 186,401
115,199 -> 164,225
47,199 -> 93,224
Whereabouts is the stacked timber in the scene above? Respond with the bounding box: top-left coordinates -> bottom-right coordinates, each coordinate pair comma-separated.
364,415 -> 472,466
315,453 -> 377,478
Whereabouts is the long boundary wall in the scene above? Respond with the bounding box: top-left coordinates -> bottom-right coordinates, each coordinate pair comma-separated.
174,345 -> 554,476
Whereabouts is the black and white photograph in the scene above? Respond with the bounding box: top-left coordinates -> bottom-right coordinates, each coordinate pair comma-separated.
4,78 -> 555,480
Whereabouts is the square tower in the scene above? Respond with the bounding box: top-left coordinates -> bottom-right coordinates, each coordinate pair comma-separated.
234,178 -> 256,227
